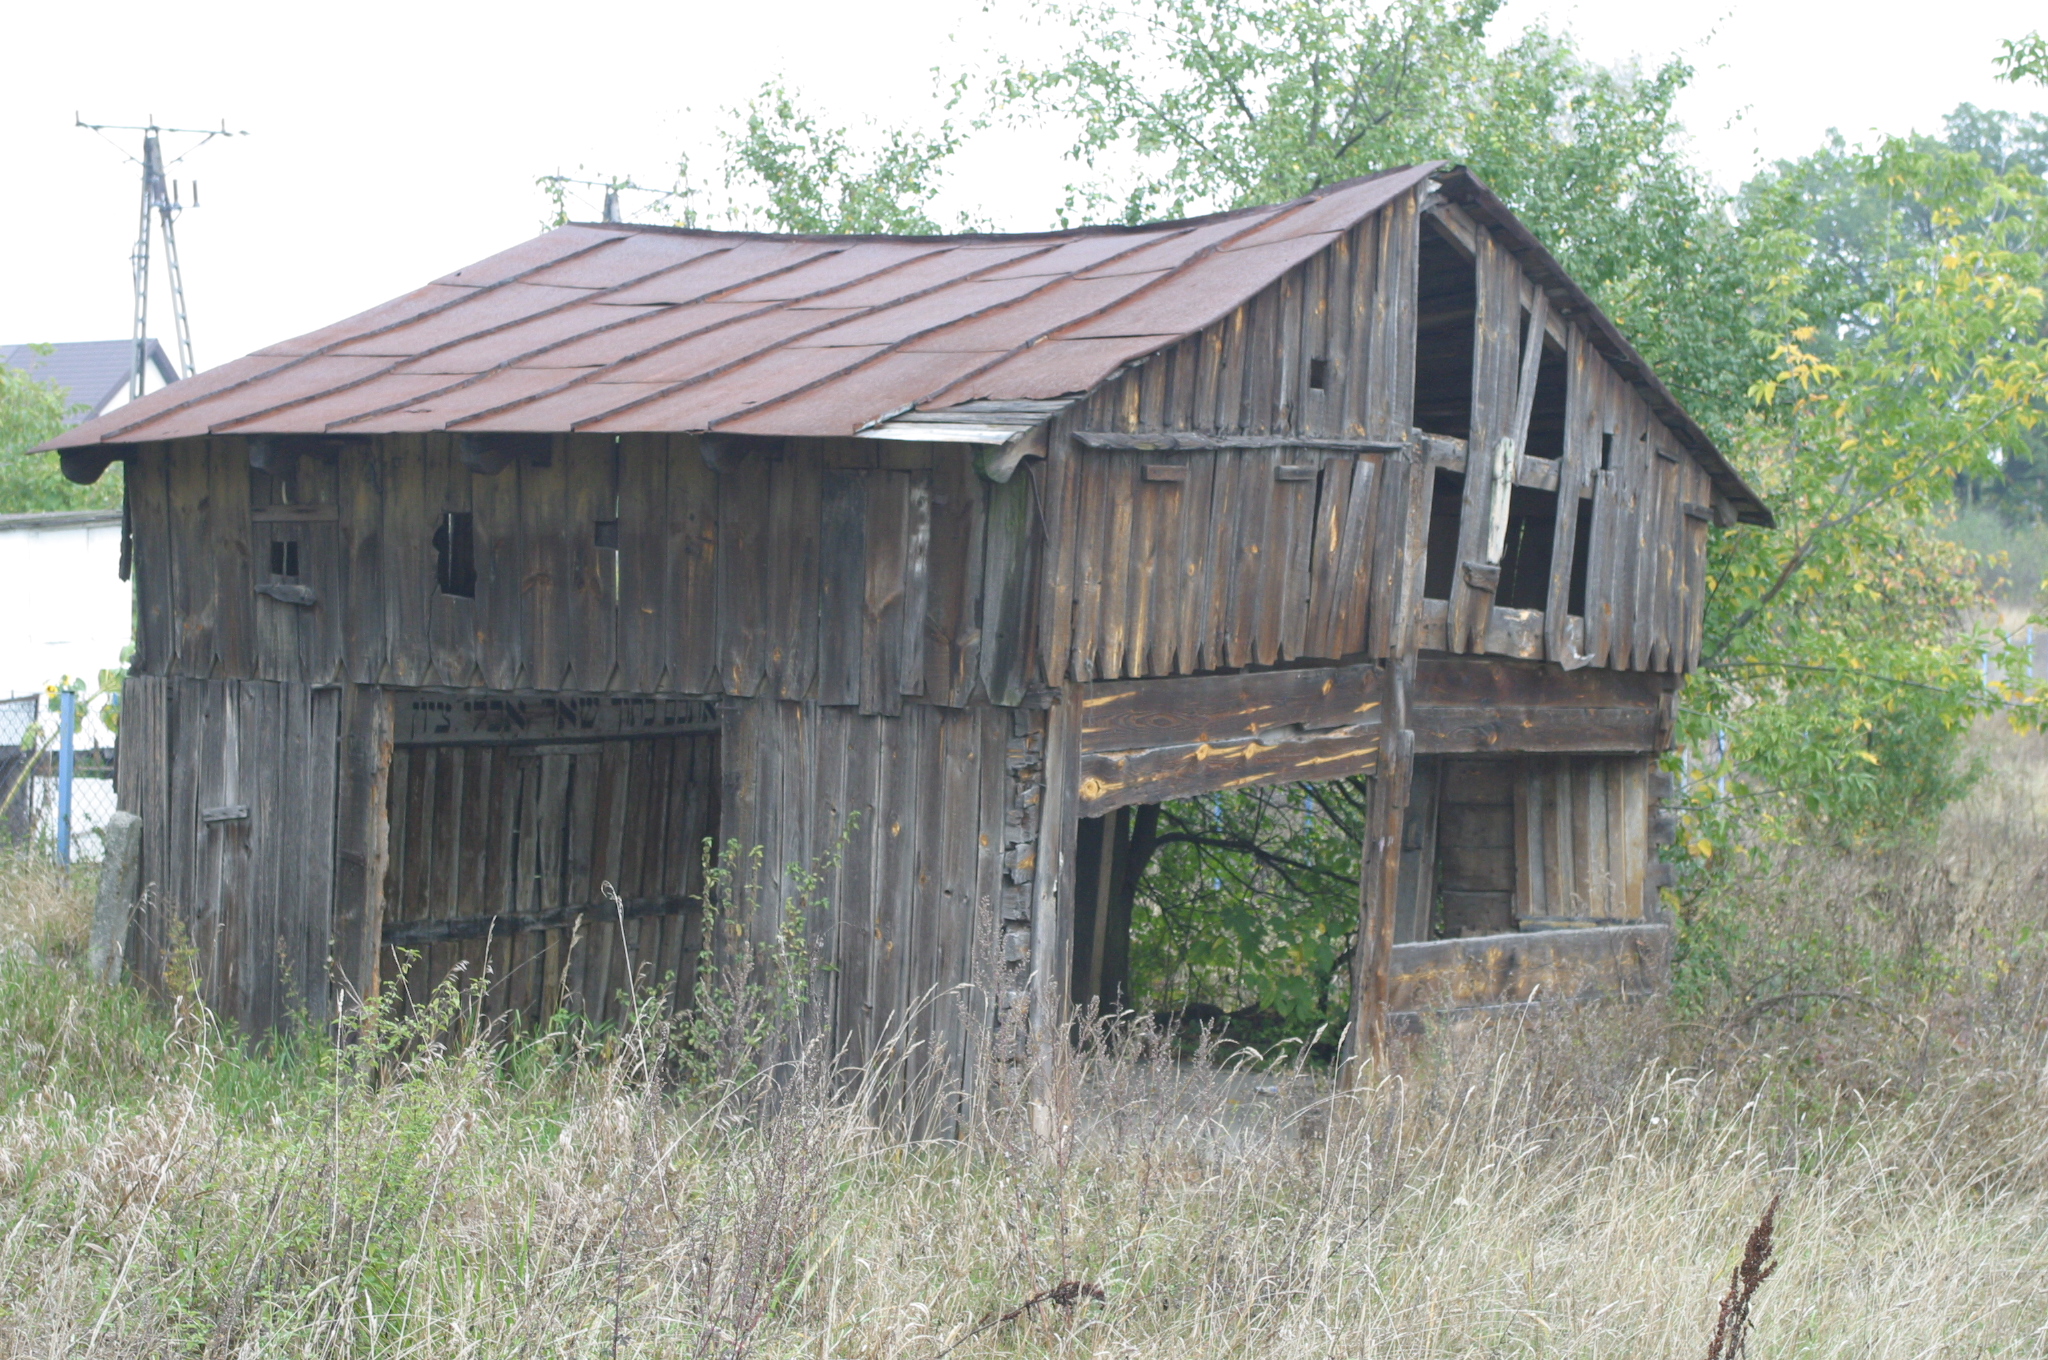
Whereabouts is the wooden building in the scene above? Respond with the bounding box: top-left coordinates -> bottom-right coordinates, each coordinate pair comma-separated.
45,162 -> 1768,1064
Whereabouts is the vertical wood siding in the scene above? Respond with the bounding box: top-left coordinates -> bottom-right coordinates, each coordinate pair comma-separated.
128,435 -> 1009,709
112,674 -> 339,1034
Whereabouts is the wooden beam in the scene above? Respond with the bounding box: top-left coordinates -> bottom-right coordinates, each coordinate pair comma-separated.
1078,663 -> 1381,753
1077,724 -> 1382,818
1071,431 -> 1403,453
1348,658 -> 1414,1077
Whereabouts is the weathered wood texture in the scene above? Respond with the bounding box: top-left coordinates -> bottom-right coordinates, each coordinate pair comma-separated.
1387,922 -> 1670,1013
112,674 -> 340,1034
1514,754 -> 1653,924
716,697 -> 1017,1104
1038,203 -> 1421,684
127,435 -> 1008,710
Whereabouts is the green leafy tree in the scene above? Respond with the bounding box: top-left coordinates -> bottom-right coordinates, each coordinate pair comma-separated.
1688,140 -> 2048,849
717,80 -> 963,235
0,357 -> 116,513
997,0 -> 1763,435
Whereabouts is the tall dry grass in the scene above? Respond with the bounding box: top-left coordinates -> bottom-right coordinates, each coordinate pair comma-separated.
0,727 -> 2041,1357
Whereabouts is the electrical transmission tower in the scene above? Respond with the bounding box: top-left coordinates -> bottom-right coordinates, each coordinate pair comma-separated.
76,115 -> 243,397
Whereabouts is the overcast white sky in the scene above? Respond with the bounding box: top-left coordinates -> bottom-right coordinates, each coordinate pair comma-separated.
3,0 -> 2043,371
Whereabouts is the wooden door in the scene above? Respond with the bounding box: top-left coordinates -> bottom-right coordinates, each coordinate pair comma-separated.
379,732 -> 719,1031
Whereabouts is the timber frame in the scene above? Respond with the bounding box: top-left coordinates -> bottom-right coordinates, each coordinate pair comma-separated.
53,164 -> 1765,1079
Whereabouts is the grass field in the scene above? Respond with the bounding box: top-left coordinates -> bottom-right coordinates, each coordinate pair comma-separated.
0,729 -> 2043,1358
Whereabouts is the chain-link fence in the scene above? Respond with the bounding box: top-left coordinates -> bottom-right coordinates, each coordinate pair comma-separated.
1,691 -> 120,864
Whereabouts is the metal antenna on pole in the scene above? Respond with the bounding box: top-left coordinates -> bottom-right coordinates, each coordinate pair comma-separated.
77,114 -> 244,396
537,174 -> 674,226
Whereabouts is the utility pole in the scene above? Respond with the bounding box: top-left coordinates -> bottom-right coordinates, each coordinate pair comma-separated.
77,115 -> 243,397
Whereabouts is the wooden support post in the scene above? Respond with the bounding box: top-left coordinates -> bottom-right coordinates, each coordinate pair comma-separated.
329,684 -> 394,1020
1346,657 -> 1415,1078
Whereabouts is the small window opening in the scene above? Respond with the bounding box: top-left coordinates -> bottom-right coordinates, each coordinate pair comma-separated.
1422,469 -> 1465,600
1493,488 -> 1558,610
1600,431 -> 1615,470
1411,224 -> 1478,439
1307,357 -> 1329,391
1522,338 -> 1568,460
594,519 -> 620,550
434,511 -> 476,598
268,539 -> 300,579
1568,494 -> 1595,615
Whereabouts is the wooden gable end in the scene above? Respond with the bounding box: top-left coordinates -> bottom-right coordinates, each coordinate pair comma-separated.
1034,192 -> 1424,684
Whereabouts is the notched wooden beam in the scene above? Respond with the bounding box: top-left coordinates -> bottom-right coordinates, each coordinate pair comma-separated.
1078,725 -> 1382,818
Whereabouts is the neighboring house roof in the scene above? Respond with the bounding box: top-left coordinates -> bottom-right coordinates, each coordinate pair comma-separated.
40,164 -> 1768,524
3,340 -> 178,423
0,509 -> 124,534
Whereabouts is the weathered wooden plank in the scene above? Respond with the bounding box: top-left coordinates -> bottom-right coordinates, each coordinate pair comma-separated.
1225,447 -> 1275,666
716,450 -> 773,697
978,471 -> 1035,706
861,470 -> 911,715
560,435 -> 617,692
1079,662 -> 1381,753
1168,447 -> 1216,673
422,438 -> 479,689
922,455 -> 983,706
1368,191 -> 1420,442
1066,449 -> 1109,682
663,435 -> 721,695
1447,229 -> 1521,653
331,684 -> 393,1008
1090,453 -> 1136,678
1387,923 -> 1671,1011
816,469 -> 867,706
165,445 -> 214,677
1270,449 -> 1319,662
1546,325 -> 1591,662
1078,724 -> 1380,818
206,440 -> 255,680
772,454 -> 824,700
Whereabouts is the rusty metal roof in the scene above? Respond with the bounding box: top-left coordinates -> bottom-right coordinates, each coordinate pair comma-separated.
40,162 -> 1766,523
46,166 -> 1434,450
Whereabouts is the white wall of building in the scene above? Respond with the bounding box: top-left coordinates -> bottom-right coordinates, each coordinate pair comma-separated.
0,510 -> 131,741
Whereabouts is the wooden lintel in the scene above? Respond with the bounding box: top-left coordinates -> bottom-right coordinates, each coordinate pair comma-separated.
1514,457 -> 1560,492
1079,663 -> 1382,753
1078,725 -> 1381,818
1072,432 -> 1403,454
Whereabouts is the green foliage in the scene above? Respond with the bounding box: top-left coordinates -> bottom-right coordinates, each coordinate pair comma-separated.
1686,139 -> 2048,851
1997,31 -> 2048,87
1128,783 -> 1367,1031
998,0 -> 1764,437
0,356 -> 118,514
718,80 -> 963,235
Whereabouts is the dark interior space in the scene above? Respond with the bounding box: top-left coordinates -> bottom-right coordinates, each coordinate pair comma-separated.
1568,494 -> 1595,615
1422,469 -> 1465,601
1411,223 -> 1477,438
1431,759 -> 1517,936
1494,487 -> 1558,610
1071,805 -> 1157,1013
1523,337 -> 1567,460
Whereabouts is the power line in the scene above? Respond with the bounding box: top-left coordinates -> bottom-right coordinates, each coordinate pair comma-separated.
76,114 -> 245,397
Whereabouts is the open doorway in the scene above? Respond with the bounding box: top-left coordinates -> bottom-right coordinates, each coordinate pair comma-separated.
1068,779 -> 1374,1045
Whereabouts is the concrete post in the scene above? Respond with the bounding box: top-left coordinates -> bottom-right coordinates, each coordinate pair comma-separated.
88,810 -> 141,986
